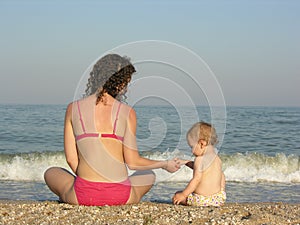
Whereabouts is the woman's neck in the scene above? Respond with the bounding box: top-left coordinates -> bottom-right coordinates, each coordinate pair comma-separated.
99,93 -> 116,106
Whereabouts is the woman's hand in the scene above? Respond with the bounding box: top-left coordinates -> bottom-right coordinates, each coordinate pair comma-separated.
163,158 -> 181,173
176,158 -> 190,166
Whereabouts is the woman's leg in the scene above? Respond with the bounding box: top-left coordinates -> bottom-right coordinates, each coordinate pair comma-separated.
44,167 -> 78,204
126,170 -> 156,204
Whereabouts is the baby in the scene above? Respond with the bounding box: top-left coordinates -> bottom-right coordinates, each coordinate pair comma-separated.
172,121 -> 226,206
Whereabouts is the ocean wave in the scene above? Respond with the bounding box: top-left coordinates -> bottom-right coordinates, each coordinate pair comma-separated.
221,152 -> 300,183
0,150 -> 299,183
0,152 -> 68,181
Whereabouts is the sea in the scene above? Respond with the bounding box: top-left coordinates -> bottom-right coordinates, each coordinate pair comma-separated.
0,104 -> 299,203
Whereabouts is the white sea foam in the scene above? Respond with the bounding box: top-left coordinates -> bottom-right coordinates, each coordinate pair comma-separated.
0,152 -> 68,181
222,152 -> 300,183
0,150 -> 299,183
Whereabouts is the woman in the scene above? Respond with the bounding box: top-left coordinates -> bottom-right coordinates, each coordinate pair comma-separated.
44,54 -> 180,206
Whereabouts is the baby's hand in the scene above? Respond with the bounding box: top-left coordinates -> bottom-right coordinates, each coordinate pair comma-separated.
172,192 -> 187,205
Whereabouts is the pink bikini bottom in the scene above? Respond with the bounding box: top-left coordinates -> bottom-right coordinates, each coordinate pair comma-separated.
74,176 -> 131,206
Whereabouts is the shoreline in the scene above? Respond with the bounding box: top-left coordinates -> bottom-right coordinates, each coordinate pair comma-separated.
1,200 -> 299,225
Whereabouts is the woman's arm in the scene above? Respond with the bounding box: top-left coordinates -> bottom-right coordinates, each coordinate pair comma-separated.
64,103 -> 78,173
123,108 -> 179,172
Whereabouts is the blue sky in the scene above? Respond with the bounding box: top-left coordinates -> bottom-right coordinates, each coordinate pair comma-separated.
0,0 -> 299,106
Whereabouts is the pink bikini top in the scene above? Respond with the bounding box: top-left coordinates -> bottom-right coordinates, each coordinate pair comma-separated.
75,100 -> 124,142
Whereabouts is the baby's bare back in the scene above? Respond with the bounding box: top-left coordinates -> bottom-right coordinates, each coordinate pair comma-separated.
194,151 -> 223,196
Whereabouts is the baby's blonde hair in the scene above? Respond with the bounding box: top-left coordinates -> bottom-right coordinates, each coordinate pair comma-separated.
186,121 -> 218,147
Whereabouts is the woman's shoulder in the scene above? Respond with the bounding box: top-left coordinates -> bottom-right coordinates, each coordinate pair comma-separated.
65,98 -> 84,114
118,103 -> 137,122
119,102 -> 135,112
66,102 -> 74,112
66,99 -> 81,111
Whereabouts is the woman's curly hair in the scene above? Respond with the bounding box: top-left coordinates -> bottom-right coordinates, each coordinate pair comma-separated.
84,54 -> 136,104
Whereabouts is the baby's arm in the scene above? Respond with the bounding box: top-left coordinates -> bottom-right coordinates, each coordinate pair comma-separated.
181,156 -> 202,196
173,156 -> 203,205
221,172 -> 226,191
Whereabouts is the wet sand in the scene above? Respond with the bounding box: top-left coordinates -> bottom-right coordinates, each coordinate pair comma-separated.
1,200 -> 299,225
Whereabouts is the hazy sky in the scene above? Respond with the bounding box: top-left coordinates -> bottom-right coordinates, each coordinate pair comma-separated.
0,0 -> 299,106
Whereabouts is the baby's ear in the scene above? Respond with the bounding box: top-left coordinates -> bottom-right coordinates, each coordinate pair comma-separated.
199,139 -> 207,148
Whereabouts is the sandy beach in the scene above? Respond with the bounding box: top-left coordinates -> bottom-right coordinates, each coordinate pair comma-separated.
0,200 -> 299,225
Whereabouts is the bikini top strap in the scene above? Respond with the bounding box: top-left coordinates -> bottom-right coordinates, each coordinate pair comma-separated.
76,101 -> 86,133
112,102 -> 122,134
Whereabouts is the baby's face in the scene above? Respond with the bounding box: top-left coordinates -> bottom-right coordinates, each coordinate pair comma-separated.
188,142 -> 199,156
188,139 -> 206,156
